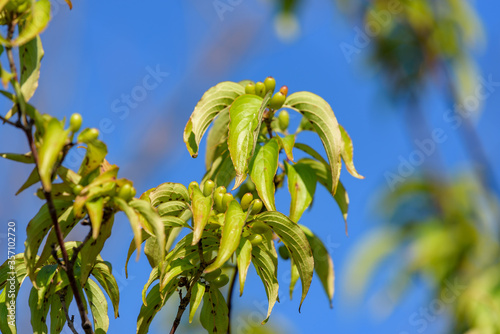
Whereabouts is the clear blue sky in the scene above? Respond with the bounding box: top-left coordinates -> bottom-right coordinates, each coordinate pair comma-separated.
0,1 -> 499,333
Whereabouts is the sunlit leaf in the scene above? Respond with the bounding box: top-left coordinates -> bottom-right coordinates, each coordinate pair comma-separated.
19,36 -> 44,101
200,286 -> 229,334
278,134 -> 295,161
148,182 -> 189,207
251,242 -> 279,324
339,125 -> 364,179
249,138 -> 279,211
190,186 -> 213,245
0,152 -> 34,164
129,199 -> 165,260
92,261 -> 120,318
189,282 -> 205,323
205,106 -> 230,170
285,161 -> 316,222
85,197 -> 104,239
38,118 -> 69,191
84,279 -> 109,334
236,237 -> 252,296
13,0 -> 51,46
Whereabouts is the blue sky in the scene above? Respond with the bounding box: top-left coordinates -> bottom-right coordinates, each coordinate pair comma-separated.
0,1 -> 499,333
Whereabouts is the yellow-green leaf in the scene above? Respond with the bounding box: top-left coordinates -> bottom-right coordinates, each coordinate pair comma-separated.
249,138 -> 280,211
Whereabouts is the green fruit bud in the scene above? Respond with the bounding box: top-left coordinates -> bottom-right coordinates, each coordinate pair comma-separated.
130,186 -> 137,198
248,234 -> 263,246
279,85 -> 288,96
118,184 -> 134,201
250,221 -> 269,234
77,128 -> 99,143
212,274 -> 229,288
188,181 -> 199,197
240,193 -> 254,211
250,199 -> 263,215
203,180 -> 215,197
255,82 -> 266,97
269,92 -> 286,110
204,268 -> 222,281
264,76 -> 276,93
222,193 -> 234,210
245,83 -> 256,95
69,113 -> 82,133
278,110 -> 290,131
214,186 -> 227,212
73,185 -> 83,196
278,245 -> 290,260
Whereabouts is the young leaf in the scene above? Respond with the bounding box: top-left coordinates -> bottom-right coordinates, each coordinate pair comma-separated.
227,94 -> 265,190
85,197 -> 104,239
300,225 -> 335,307
285,92 -> 343,194
205,106 -> 230,169
0,152 -> 34,164
184,81 -> 244,158
38,118 -> 69,191
339,125 -> 364,179
114,197 -> 143,261
19,36 -> 44,101
189,282 -> 205,323
160,258 -> 194,291
236,238 -> 253,296
148,182 -> 189,206
278,134 -> 295,161
84,279 -> 109,334
249,138 -> 280,211
129,199 -> 165,260
285,161 -> 317,222
251,243 -> 279,323
25,201 -> 73,285
34,265 -> 57,309
78,140 -> 108,177
15,166 -> 40,195
13,0 -> 51,46
205,200 -> 246,273
201,149 -> 235,189
255,211 -> 314,310
200,287 -> 229,334
92,261 -> 120,318
141,267 -> 159,306
190,186 -> 213,245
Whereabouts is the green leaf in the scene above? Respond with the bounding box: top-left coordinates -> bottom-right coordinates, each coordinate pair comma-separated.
190,186 -> 213,245
301,226 -> 335,307
0,289 -> 16,334
339,125 -> 364,179
137,282 -> 177,334
285,92 -> 343,194
85,197 -> 104,239
92,261 -> 120,318
129,199 -> 165,260
84,279 -> 109,334
236,238 -> 252,296
297,158 -> 349,226
0,152 -> 34,163
202,149 -> 235,189
249,138 -> 279,211
29,287 -> 50,334
148,182 -> 189,207
278,134 -> 295,161
15,166 -> 40,195
157,200 -> 190,217
200,286 -> 229,334
159,258 -> 194,292
114,197 -> 143,261
35,265 -> 58,309
256,211 -> 314,310
205,200 -> 246,273
78,140 -> 108,177
285,161 -> 317,222
189,282 -> 205,323
0,255 -> 27,334
57,166 -> 81,185
251,242 -> 279,323
49,290 -> 72,334
289,259 -> 300,300
19,36 -> 44,101
13,0 -> 51,46
25,201 -> 73,285
38,118 -> 69,191
80,214 -> 115,285
228,94 -> 266,190
205,106 -> 230,169
141,267 -> 159,306
184,81 -> 244,157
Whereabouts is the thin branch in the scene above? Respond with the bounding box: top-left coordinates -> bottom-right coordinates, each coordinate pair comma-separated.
0,114 -> 20,127
60,292 -> 79,334
226,266 -> 238,334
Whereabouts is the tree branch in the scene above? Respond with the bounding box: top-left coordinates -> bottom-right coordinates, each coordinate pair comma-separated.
226,266 -> 238,334
60,291 -> 79,334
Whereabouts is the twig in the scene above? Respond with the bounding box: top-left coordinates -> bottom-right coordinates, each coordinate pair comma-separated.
60,292 -> 79,334
226,266 -> 238,334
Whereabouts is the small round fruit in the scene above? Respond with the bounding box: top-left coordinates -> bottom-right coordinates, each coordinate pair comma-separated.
69,113 -> 82,133
73,184 -> 83,196
203,180 -> 215,197
279,85 -> 288,96
278,245 -> 290,260
245,82 -> 256,95
255,81 -> 266,97
269,92 -> 286,110
222,193 -> 234,209
248,234 -> 263,246
77,128 -> 99,143
204,268 -> 222,281
240,193 -> 254,211
214,186 -> 227,212
212,274 -> 229,288
250,199 -> 263,215
118,183 -> 134,201
250,221 -> 270,234
130,186 -> 137,198
264,76 -> 276,93
278,110 -> 290,131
